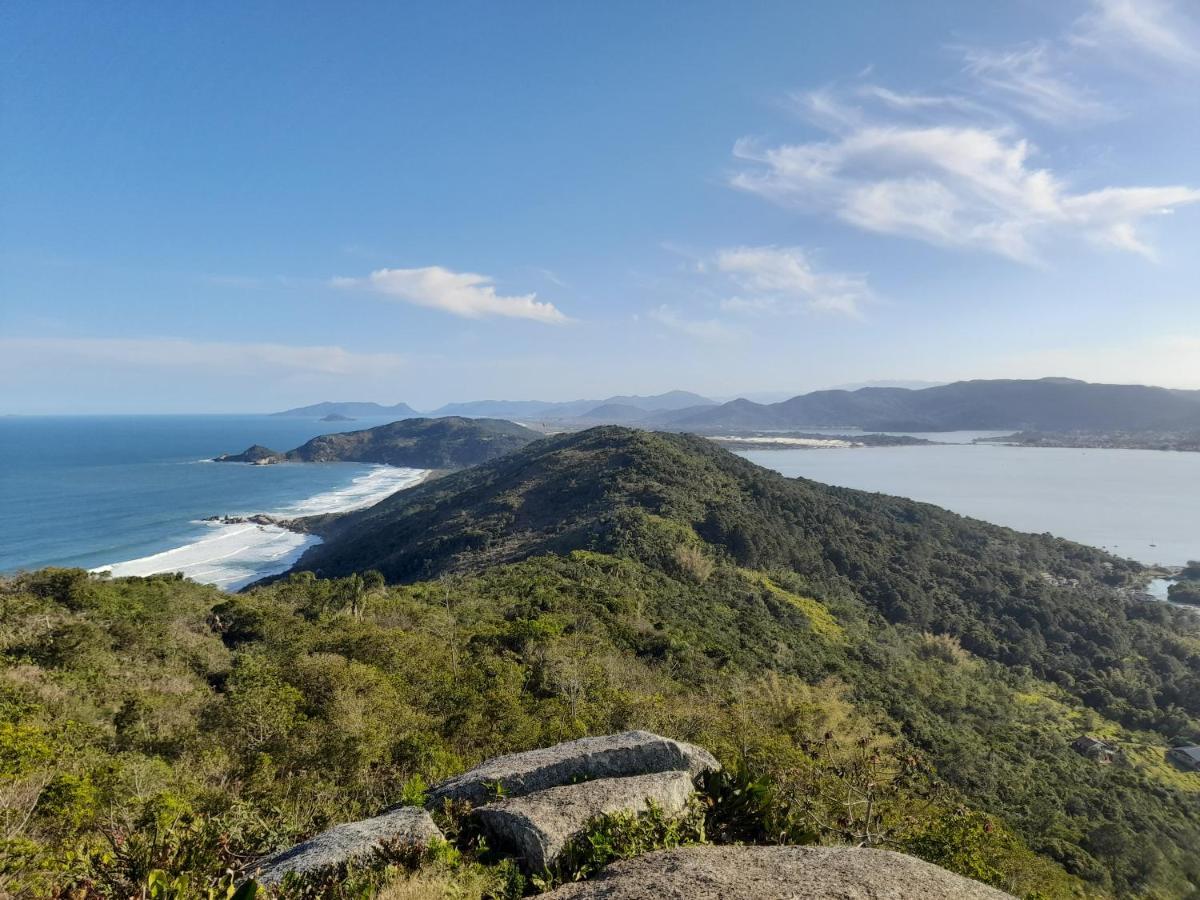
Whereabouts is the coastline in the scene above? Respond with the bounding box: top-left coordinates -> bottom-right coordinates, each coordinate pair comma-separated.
91,464 -> 429,591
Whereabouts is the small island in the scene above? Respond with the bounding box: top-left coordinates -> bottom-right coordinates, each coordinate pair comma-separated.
212,444 -> 281,465
319,413 -> 355,422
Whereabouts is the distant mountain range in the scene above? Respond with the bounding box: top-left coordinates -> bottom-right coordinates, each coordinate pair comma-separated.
270,379 -> 1200,434
270,391 -> 715,421
426,390 -> 716,420
650,378 -> 1200,433
271,401 -> 420,419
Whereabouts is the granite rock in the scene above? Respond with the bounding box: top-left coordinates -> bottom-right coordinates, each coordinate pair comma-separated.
475,771 -> 696,872
535,844 -> 1016,899
429,730 -> 718,807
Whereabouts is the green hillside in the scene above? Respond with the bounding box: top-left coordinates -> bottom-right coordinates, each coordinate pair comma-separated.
4,429 -> 1200,898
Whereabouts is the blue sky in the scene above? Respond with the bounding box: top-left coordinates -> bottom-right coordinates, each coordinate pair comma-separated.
3,0 -> 1200,413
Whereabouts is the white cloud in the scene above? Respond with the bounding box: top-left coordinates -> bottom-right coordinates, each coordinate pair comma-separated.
731,94 -> 1200,262
333,265 -> 567,323
1072,0 -> 1200,68
716,246 -> 871,318
0,337 -> 409,378
645,306 -> 738,342
961,43 -> 1112,123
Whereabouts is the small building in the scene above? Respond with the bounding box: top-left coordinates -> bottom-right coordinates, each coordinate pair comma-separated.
1168,746 -> 1200,772
1072,735 -> 1117,765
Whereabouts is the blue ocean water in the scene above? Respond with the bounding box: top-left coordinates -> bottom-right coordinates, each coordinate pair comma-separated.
0,415 -> 422,588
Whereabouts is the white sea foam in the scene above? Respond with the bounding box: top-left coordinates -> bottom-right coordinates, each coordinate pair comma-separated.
92,465 -> 426,591
280,465 -> 426,516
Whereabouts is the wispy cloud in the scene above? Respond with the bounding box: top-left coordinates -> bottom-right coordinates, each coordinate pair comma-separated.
332,265 -> 567,323
645,306 -> 738,342
716,246 -> 871,318
0,337 -> 409,377
731,89 -> 1200,262
961,43 -> 1112,124
856,84 -> 988,119
1071,0 -> 1200,68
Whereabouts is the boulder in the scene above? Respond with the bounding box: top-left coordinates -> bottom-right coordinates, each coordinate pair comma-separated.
535,845 -> 1015,899
429,731 -> 718,807
249,806 -> 442,886
475,770 -> 695,873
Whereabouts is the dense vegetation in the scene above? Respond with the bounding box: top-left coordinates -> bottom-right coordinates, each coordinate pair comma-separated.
4,429 -> 1200,898
1169,583 -> 1200,606
216,418 -> 540,469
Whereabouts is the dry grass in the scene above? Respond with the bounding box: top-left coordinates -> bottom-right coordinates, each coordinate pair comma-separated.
672,543 -> 714,583
374,867 -> 493,900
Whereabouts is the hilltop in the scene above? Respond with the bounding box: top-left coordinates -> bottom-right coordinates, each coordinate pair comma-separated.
216,416 -> 540,469
294,425 -> 1133,596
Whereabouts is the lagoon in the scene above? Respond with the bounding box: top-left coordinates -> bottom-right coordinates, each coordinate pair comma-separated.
740,441 -> 1200,567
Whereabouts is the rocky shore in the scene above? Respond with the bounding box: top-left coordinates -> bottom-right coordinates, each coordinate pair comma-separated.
202,513 -> 313,534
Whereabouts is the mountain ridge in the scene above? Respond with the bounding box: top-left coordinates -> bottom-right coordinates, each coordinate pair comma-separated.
654,377 -> 1200,432
269,379 -> 1200,433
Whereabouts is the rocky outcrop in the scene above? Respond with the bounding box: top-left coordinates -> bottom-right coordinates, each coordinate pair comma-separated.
243,734 -> 1012,899
428,730 -> 718,807
476,771 -> 695,873
213,444 -> 283,464
536,845 -> 1016,899
249,806 -> 442,885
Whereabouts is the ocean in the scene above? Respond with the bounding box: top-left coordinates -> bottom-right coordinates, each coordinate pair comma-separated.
0,415 -> 425,590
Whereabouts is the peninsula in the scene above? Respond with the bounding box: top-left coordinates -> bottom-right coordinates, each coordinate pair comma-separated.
215,416 -> 541,470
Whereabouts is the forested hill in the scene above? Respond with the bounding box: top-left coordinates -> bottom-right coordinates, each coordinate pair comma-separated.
216,416 -> 541,469
657,377 -> 1200,431
296,426 -> 1200,743
298,424 -> 1133,592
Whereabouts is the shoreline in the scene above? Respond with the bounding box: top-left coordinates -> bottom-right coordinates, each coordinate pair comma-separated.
91,464 -> 430,590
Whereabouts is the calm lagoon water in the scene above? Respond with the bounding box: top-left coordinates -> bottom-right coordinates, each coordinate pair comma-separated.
0,415 -> 424,589
740,439 -> 1200,567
